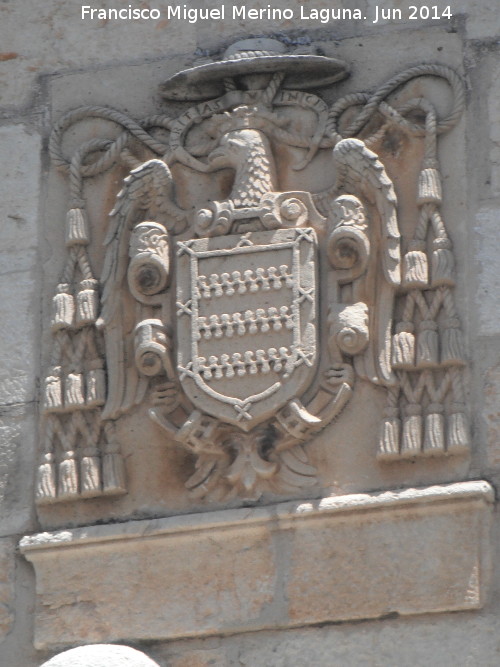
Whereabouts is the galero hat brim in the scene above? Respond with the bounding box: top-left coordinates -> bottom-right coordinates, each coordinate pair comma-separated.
160,54 -> 349,101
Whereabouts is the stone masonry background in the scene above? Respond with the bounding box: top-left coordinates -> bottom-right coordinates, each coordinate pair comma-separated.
1,0 -> 500,664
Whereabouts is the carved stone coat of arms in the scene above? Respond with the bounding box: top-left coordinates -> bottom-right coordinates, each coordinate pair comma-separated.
38,38 -> 469,506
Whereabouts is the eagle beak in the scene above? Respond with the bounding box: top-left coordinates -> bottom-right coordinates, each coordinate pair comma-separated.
207,147 -> 228,169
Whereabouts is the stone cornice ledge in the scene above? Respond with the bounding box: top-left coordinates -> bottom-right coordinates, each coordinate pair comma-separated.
21,480 -> 494,650
20,480 -> 493,551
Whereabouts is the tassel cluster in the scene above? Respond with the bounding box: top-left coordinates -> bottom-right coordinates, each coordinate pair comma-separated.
447,404 -> 470,453
43,367 -> 107,412
76,279 -> 99,326
416,320 -> 439,368
391,322 -> 415,369
51,283 -> 74,331
417,168 -> 442,204
431,238 -> 454,287
36,453 -> 57,503
80,447 -> 101,497
58,450 -> 79,499
65,372 -> 85,409
441,318 -> 465,366
43,366 -> 63,412
377,407 -> 401,460
66,207 -> 89,245
40,198 -> 128,504
36,432 -> 128,503
423,403 -> 445,456
401,404 -> 422,458
380,146 -> 469,462
86,366 -> 106,407
402,240 -> 428,288
102,441 -> 127,495
380,402 -> 470,460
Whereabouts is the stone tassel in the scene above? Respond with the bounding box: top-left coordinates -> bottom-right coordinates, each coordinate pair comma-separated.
447,405 -> 470,454
423,404 -> 446,456
401,404 -> 422,458
65,372 -> 85,409
102,442 -> 127,495
86,366 -> 106,407
402,240 -> 428,288
66,207 -> 89,245
377,407 -> 401,461
43,365 -> 63,412
51,283 -> 74,331
441,318 -> 465,366
76,279 -> 99,326
431,238 -> 455,287
416,320 -> 439,368
58,450 -> 79,499
36,453 -> 57,503
80,447 -> 101,497
391,322 -> 415,369
417,168 -> 442,204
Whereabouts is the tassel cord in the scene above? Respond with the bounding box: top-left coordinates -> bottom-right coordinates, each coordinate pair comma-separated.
50,107 -> 172,176
329,64 -> 464,139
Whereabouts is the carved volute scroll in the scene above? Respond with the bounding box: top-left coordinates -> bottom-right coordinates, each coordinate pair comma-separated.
38,37 -> 468,508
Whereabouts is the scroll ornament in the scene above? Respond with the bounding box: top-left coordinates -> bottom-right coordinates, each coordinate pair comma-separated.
38,38 -> 468,504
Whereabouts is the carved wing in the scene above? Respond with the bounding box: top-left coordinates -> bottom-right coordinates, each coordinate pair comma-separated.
316,138 -> 401,386
99,159 -> 187,419
332,138 -> 400,285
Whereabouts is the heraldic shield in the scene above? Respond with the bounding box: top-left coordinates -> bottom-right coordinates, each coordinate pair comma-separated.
39,36 -> 470,504
176,228 -> 318,431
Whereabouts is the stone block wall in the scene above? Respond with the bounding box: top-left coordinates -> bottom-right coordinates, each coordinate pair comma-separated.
1,2 -> 500,665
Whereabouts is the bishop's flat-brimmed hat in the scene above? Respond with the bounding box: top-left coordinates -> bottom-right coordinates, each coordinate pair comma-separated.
160,38 -> 349,100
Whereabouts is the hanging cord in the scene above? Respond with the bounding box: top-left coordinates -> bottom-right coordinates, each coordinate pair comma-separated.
49,106 -> 174,176
328,64 -> 465,140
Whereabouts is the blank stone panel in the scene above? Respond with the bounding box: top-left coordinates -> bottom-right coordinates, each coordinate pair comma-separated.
21,481 -> 493,649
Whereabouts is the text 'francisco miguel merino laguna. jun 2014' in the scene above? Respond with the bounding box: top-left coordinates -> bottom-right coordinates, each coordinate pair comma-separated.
81,4 -> 454,24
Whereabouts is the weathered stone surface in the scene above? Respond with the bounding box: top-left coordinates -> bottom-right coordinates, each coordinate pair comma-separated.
0,271 -> 39,406
168,649 -> 228,667
21,481 -> 493,649
0,538 -> 15,644
39,644 -> 161,667
474,206 -> 500,336
286,494 -> 486,623
157,606 -> 500,667
482,361 -> 500,469
0,125 -> 40,247
0,2 -> 197,109
0,404 -> 36,535
23,518 -> 277,649
0,125 -> 41,406
1,0 -> 495,111
490,62 -> 500,197
0,6 -> 498,665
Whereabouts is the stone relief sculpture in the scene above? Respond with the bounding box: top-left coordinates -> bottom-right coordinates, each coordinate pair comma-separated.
37,38 -> 468,505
